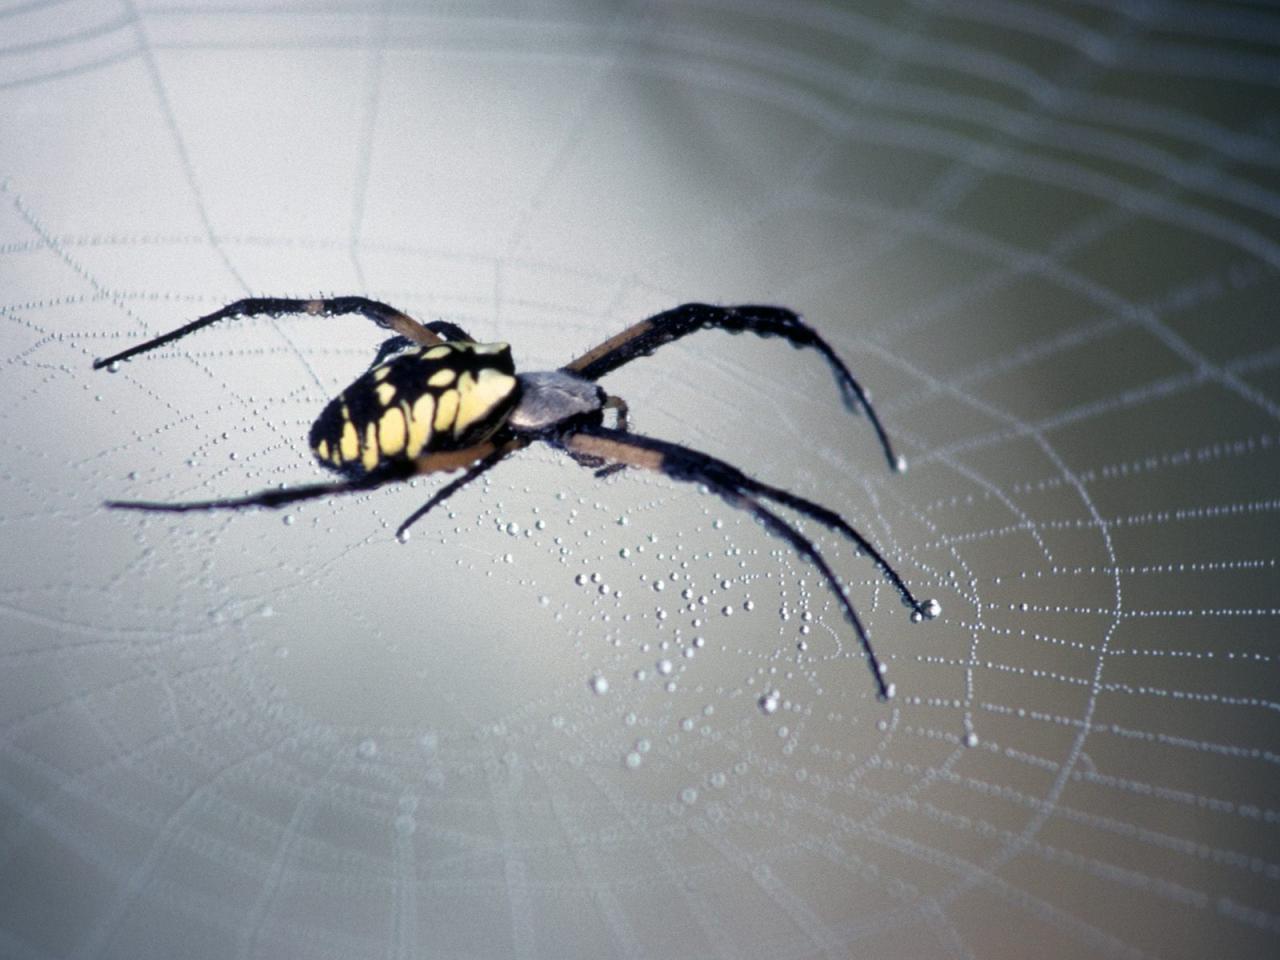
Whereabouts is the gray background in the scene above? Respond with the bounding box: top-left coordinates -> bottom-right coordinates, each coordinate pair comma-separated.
2,1 -> 1278,958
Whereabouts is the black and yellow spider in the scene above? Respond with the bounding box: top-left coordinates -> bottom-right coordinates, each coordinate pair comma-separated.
94,298 -> 934,698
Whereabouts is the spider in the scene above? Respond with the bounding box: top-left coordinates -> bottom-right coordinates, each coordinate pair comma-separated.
94,297 -> 935,698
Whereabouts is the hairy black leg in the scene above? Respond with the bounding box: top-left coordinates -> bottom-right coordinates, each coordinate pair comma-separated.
728,489 -> 890,699
562,304 -> 900,472
395,443 -> 520,538
556,426 -> 917,699
93,296 -> 447,370
104,462 -> 413,513
570,426 -> 927,615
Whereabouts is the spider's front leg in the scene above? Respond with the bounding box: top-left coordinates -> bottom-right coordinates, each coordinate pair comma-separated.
562,303 -> 901,472
553,424 -> 937,699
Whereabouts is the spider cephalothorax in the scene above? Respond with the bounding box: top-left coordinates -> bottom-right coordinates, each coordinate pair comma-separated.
94,297 -> 935,698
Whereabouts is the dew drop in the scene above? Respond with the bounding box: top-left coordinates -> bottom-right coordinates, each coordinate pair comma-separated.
394,814 -> 416,836
589,674 -> 609,695
680,787 -> 698,805
759,691 -> 780,715
894,455 -> 908,473
964,731 -> 979,748
625,751 -> 643,768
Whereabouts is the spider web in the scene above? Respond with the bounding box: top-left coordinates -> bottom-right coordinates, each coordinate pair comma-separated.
2,1 -> 1279,958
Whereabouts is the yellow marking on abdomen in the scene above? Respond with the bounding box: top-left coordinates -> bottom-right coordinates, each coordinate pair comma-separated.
339,419 -> 359,461
454,368 -> 517,437
434,388 -> 459,433
471,341 -> 509,355
379,406 -> 406,456
376,382 -> 397,405
428,368 -> 456,388
315,439 -> 330,460
361,422 -> 380,471
407,394 -> 435,457
423,345 -> 452,360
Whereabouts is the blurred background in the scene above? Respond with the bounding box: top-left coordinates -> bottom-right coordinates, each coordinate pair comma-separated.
2,1 -> 1278,958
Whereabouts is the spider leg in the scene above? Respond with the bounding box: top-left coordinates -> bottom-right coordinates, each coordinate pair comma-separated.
561,304 -> 901,472
93,297 -> 474,370
395,439 -> 528,538
603,394 -> 629,432
369,335 -> 417,367
556,425 -> 933,698
103,443 -> 512,517
104,463 -> 414,513
568,425 -> 926,612
594,395 -> 630,478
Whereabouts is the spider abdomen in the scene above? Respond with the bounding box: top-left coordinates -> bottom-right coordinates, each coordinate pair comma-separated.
309,341 -> 520,476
